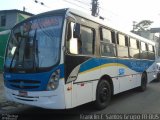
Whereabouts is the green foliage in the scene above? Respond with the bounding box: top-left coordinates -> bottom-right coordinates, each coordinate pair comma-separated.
134,20 -> 153,31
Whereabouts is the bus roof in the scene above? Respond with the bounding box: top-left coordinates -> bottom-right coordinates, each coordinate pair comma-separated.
13,8 -> 155,45
66,8 -> 155,45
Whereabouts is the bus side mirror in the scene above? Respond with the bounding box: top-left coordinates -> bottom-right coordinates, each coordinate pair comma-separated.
73,23 -> 80,39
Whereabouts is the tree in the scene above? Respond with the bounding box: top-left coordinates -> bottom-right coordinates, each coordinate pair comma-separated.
133,20 -> 153,31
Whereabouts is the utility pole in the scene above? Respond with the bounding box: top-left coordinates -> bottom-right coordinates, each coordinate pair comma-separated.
23,6 -> 26,11
132,21 -> 137,32
91,0 -> 99,16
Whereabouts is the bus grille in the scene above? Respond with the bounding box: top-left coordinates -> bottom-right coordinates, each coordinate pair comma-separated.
7,79 -> 41,90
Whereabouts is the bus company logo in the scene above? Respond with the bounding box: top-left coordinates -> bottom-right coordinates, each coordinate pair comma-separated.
19,81 -> 25,89
119,68 -> 125,75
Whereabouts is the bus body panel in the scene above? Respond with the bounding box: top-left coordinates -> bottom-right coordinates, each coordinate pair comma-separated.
146,61 -> 157,82
4,79 -> 66,109
69,57 -> 155,98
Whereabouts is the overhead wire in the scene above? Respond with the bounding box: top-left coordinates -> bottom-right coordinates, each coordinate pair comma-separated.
73,0 -> 91,7
63,0 -> 90,11
99,6 -> 118,17
23,0 -> 118,21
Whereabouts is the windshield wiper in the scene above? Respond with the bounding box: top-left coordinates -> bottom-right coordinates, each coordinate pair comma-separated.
9,35 -> 22,72
33,29 -> 39,72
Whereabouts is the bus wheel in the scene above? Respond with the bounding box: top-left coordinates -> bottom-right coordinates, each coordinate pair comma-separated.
139,73 -> 147,92
95,80 -> 111,110
157,73 -> 160,82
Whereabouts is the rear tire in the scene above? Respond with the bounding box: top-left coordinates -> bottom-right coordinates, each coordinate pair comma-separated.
156,73 -> 160,82
94,80 -> 111,110
138,73 -> 147,92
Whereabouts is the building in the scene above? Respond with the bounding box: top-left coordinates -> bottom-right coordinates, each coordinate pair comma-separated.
132,30 -> 160,57
0,9 -> 33,31
0,10 -> 33,71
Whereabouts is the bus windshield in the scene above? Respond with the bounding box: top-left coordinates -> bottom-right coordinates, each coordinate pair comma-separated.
5,16 -> 63,73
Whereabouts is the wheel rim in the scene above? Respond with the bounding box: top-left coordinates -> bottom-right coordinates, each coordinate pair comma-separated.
99,84 -> 108,103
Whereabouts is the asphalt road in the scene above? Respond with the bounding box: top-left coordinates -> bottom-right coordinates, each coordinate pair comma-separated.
1,80 -> 160,120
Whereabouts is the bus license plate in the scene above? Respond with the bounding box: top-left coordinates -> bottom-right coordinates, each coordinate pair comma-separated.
19,91 -> 28,96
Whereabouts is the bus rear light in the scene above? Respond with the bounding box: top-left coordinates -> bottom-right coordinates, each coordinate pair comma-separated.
47,69 -> 60,91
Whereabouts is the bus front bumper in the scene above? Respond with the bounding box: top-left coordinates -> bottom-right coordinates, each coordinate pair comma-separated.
4,87 -> 66,109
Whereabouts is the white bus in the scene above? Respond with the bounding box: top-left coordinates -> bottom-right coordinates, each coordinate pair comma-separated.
3,8 -> 157,110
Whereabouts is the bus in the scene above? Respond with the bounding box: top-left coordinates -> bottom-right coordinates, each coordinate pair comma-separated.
3,8 -> 157,110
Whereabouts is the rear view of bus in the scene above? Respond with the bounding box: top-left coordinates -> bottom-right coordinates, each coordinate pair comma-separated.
3,10 -> 66,109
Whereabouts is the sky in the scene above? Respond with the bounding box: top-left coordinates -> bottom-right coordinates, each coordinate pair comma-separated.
1,0 -> 160,31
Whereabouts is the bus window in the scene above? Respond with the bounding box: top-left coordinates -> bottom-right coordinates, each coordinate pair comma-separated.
129,38 -> 140,59
148,44 -> 155,60
68,23 -> 94,55
80,26 -> 94,55
101,28 -> 112,43
100,28 -> 116,57
141,42 -> 147,51
148,44 -> 154,52
130,38 -> 137,49
140,42 -> 148,59
118,33 -> 125,46
101,43 -> 116,57
117,33 -> 129,58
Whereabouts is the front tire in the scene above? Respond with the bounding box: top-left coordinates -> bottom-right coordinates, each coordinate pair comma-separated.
138,73 -> 147,92
94,80 -> 111,110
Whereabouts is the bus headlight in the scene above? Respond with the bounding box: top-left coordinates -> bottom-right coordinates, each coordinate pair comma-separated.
47,69 -> 60,91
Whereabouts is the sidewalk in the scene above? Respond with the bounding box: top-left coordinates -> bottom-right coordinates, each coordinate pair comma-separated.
0,73 -> 6,105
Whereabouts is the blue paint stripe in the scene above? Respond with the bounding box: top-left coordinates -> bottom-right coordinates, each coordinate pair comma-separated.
80,58 -> 154,73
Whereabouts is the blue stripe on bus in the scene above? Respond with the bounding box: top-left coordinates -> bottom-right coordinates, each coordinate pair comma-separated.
4,58 -> 154,91
79,58 -> 154,73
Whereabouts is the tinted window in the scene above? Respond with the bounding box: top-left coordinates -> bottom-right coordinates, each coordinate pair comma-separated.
102,28 -> 112,43
129,38 -> 140,59
118,34 -> 125,46
130,49 -> 140,59
5,16 -> 63,72
141,42 -> 147,51
148,44 -> 155,60
100,28 -> 116,57
148,44 -> 154,52
117,33 -> 129,58
140,51 -> 148,59
140,42 -> 149,59
80,26 -> 94,55
101,43 -> 116,57
117,46 -> 128,58
130,38 -> 138,49
148,52 -> 155,60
